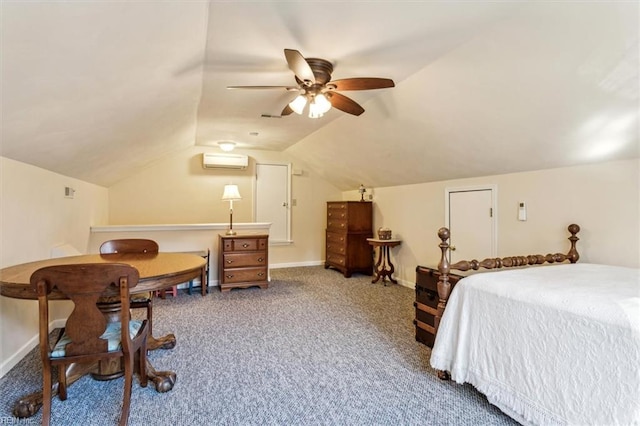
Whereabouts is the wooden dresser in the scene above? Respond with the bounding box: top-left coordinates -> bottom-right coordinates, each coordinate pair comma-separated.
324,201 -> 373,278
414,265 -> 464,347
218,234 -> 269,292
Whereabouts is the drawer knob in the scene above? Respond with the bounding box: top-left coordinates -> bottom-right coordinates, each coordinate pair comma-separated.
242,243 -> 249,248
226,260 -> 233,264
257,272 -> 265,277
225,274 -> 234,279
257,257 -> 264,262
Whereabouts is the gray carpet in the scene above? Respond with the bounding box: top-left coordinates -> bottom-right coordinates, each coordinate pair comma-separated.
0,266 -> 518,425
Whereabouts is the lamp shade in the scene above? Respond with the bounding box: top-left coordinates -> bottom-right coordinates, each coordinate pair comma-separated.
288,95 -> 307,115
221,184 -> 242,201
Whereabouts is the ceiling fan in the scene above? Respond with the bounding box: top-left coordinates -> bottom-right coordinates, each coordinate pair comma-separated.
227,49 -> 395,118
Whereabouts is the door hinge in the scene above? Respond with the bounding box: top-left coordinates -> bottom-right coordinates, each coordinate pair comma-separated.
490,207 -> 493,217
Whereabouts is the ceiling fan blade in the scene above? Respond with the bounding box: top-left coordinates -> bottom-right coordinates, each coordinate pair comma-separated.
284,49 -> 316,84
330,78 -> 395,91
328,92 -> 365,116
227,86 -> 299,91
281,104 -> 294,116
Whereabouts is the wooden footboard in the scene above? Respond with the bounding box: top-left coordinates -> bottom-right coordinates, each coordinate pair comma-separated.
434,224 -> 580,379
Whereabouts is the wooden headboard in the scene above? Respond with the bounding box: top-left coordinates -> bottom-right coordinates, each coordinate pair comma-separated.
434,224 -> 580,336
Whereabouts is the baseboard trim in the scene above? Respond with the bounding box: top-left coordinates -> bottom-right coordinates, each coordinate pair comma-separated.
0,319 -> 65,378
270,260 -> 325,269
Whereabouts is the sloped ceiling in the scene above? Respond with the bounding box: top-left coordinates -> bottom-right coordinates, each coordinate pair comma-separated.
1,1 -> 638,190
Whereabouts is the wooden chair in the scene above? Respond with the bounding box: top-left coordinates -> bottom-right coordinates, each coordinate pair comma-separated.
99,239 -> 157,334
31,263 -> 148,426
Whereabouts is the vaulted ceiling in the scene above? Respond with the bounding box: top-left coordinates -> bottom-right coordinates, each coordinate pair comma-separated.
1,1 -> 638,190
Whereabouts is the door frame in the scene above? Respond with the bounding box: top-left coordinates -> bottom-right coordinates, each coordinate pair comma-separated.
444,184 -> 498,258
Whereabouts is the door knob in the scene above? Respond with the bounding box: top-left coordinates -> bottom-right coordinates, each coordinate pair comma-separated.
450,245 -> 457,251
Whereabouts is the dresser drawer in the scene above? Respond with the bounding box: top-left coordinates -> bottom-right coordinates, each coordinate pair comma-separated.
327,219 -> 348,231
327,202 -> 348,211
223,252 -> 267,268
326,243 -> 346,255
326,252 -> 346,266
326,232 -> 346,244
327,209 -> 347,221
221,267 -> 267,284
222,238 -> 267,252
326,232 -> 346,255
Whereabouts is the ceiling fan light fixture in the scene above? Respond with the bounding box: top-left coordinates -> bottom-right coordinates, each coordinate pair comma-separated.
315,94 -> 331,114
308,99 -> 324,118
217,141 -> 236,152
289,95 -> 307,115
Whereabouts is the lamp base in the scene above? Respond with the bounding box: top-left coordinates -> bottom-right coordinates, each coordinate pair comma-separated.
226,229 -> 237,236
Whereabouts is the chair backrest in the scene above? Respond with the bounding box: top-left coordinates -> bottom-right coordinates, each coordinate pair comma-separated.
30,263 -> 140,357
99,239 -> 159,255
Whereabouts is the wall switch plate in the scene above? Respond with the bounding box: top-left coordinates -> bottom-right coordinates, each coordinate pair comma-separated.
518,201 -> 527,221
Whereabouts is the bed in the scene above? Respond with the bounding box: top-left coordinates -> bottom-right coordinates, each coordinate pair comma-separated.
429,224 -> 640,425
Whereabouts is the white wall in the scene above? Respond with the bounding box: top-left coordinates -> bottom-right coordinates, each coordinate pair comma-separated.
0,156 -> 109,376
343,158 -> 639,287
108,146 -> 342,267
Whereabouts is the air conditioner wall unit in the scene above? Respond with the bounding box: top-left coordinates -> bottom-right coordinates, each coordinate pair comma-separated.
202,153 -> 249,170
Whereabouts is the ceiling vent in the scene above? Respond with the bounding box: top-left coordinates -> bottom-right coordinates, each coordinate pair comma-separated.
202,153 -> 248,170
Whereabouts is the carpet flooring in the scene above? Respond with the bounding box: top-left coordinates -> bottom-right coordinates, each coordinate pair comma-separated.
0,266 -> 518,425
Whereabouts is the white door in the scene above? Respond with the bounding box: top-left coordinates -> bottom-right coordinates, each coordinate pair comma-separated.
256,163 -> 290,242
446,186 -> 496,263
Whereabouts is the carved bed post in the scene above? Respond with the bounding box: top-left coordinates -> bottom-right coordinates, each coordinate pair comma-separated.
435,227 -> 451,333
567,224 -> 580,263
436,227 -> 452,380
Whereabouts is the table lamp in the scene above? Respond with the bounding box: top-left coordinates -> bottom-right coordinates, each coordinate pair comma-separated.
222,184 -> 242,235
359,184 -> 367,202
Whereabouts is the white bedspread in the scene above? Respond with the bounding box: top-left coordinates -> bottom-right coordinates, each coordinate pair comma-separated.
430,263 -> 640,426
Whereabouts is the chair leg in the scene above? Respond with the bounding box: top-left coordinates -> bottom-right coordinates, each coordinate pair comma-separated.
120,352 -> 134,426
42,363 -> 52,426
146,300 -> 153,336
139,343 -> 148,388
57,364 -> 67,401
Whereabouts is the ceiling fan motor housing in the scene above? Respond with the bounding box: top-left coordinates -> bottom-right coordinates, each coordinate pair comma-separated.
297,58 -> 334,86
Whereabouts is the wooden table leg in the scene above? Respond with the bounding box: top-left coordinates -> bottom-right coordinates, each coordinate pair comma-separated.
11,349 -> 177,418
148,332 -> 177,351
371,245 -> 398,286
385,246 -> 398,285
372,245 -> 384,283
12,361 -> 97,418
200,265 -> 207,296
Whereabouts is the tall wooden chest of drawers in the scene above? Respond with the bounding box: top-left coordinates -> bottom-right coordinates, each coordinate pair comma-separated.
324,201 -> 373,278
414,266 -> 464,347
218,234 -> 269,292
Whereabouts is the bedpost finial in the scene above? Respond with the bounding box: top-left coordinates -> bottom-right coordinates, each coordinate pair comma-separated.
568,224 -> 580,235
438,227 -> 450,242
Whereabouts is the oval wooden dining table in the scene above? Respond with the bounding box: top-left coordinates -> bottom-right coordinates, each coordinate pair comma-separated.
0,252 -> 207,418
